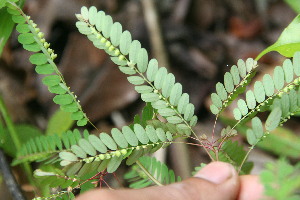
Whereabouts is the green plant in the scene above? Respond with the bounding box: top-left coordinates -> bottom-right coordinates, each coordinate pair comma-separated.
1,1 -> 300,199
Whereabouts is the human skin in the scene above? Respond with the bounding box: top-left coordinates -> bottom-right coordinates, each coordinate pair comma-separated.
76,162 -> 264,200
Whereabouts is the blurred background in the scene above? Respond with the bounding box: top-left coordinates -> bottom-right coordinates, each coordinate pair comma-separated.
0,0 -> 299,199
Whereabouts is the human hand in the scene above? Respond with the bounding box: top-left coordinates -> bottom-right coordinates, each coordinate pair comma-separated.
76,162 -> 264,200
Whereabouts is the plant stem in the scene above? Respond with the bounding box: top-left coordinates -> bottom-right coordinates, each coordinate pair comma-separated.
238,145 -> 254,174
136,160 -> 163,186
0,95 -> 34,185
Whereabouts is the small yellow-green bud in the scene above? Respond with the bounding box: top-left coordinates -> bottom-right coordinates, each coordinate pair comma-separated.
40,38 -> 46,43
121,149 -> 127,155
118,55 -> 125,61
294,78 -> 299,85
108,45 -> 115,52
100,38 -> 107,43
99,154 -> 105,160
114,49 -> 120,56
115,151 -> 121,157
96,34 -> 102,39
288,85 -> 294,90
142,145 -> 147,149
105,154 -> 111,159
35,28 -> 40,33
278,92 -> 283,97
283,87 -> 289,93
44,42 -> 50,48
51,53 -> 57,60
136,146 -> 140,150
105,41 -> 111,47
47,48 -> 53,54
154,90 -> 158,94
95,156 -> 101,161
38,32 -> 44,39
159,95 -> 163,99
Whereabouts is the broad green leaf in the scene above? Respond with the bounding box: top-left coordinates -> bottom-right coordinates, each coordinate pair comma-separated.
119,31 -> 132,55
145,125 -> 159,143
177,93 -> 189,113
146,59 -> 158,82
256,15 -> 300,59
88,135 -> 107,153
29,53 -> 48,65
122,126 -> 139,146
237,99 -> 248,116
237,59 -> 246,78
169,83 -> 182,106
141,93 -> 159,102
254,81 -> 266,103
154,67 -> 168,90
273,66 -> 285,90
46,110 -> 74,136
246,90 -> 256,110
162,73 -> 175,98
42,75 -> 61,86
111,128 -> 128,148
129,40 -> 141,63
293,51 -> 300,75
252,117 -> 263,139
134,124 -> 149,144
283,59 -> 294,83
265,107 -> 282,131
35,64 -> 54,74
127,76 -> 145,85
224,72 -> 234,93
230,65 -> 240,85
18,33 -> 35,45
285,0 -> 300,13
110,22 -> 122,46
211,93 -> 222,108
137,48 -> 148,73
262,74 -> 275,97
53,94 -> 73,105
99,133 -> 117,150
107,155 -> 123,173
71,145 -> 87,159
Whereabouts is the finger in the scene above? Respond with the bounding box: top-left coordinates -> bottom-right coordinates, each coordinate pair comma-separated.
76,162 -> 240,200
238,175 -> 264,200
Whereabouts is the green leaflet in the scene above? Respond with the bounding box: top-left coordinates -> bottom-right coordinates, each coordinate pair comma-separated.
110,22 -> 122,46
237,99 -> 248,116
166,116 -> 183,124
154,67 -> 167,90
162,73 -> 175,98
71,145 -> 87,159
81,6 -> 89,20
119,66 -> 136,75
146,59 -> 159,82
237,59 -> 247,78
183,103 -> 194,121
169,83 -> 182,106
137,48 -> 148,73
127,76 -> 145,85
42,75 -> 61,86
265,107 -> 282,131
177,93 -> 189,113
135,85 -> 153,94
134,124 -> 149,144
122,126 -> 139,146
29,53 -> 48,65
53,94 -> 73,105
145,125 -> 159,143
119,31 -> 132,55
35,64 -> 54,74
158,108 -> 176,117
216,82 -> 227,101
156,128 -> 167,142
230,65 -> 240,85
78,139 -> 96,156
254,81 -> 265,103
211,93 -> 222,108
224,72 -> 234,93
246,90 -> 256,110
59,152 -> 78,162
111,128 -> 128,148
293,51 -> 300,75
107,155 -> 123,173
151,100 -> 167,109
99,133 -> 118,150
129,40 -> 141,64
18,33 -> 35,44
246,129 -> 257,145
88,135 -> 107,153
23,43 -> 41,52
101,15 -> 113,38
246,58 -> 255,72
252,117 -> 264,139
262,74 -> 275,97
283,59 -> 294,83
233,108 -> 242,120
141,93 -> 160,102
16,23 -> 30,33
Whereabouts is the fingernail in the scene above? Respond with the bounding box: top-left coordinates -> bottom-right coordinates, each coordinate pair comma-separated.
194,162 -> 235,184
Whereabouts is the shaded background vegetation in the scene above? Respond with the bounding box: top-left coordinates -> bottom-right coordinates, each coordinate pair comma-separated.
0,0 -> 299,199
